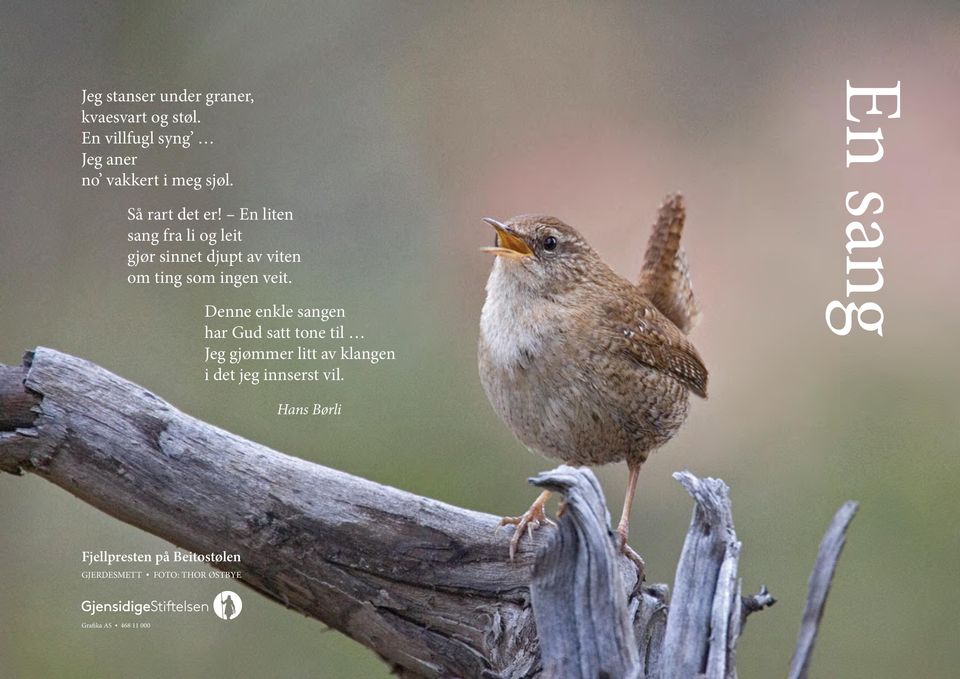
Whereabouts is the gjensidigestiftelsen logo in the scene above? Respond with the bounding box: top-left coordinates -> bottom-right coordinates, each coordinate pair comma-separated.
213,591 -> 243,621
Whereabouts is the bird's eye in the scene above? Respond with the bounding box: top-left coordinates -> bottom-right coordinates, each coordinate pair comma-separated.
543,236 -> 558,251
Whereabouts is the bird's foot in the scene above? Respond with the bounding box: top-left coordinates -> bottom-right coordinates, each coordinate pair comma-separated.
617,526 -> 646,586
498,491 -> 556,560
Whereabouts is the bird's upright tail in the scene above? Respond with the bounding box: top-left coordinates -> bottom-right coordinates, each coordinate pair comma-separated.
637,193 -> 701,335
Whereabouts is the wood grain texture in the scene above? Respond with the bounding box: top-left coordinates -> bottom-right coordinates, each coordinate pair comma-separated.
0,356 -> 39,430
661,472 -> 742,679
0,347 -> 852,678
528,466 -> 641,679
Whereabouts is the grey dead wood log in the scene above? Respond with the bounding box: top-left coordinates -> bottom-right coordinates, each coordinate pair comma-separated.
0,348 -> 849,678
527,466 -> 642,679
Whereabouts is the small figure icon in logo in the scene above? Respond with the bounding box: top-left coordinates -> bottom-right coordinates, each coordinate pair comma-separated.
213,591 -> 242,621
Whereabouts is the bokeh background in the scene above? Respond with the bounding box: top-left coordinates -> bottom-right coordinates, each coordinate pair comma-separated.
2,1 -> 958,677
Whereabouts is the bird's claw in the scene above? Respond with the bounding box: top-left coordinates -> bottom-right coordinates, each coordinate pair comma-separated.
498,501 -> 556,560
617,528 -> 646,587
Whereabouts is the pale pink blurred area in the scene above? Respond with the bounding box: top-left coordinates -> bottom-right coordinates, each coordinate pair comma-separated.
424,1 -> 960,419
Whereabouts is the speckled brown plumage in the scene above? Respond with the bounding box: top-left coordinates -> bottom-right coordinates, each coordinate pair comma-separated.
478,194 -> 707,565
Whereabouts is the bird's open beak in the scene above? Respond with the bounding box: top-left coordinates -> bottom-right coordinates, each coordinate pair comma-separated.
480,218 -> 533,258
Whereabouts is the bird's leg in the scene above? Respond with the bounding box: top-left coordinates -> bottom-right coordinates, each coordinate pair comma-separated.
616,460 -> 646,581
498,489 -> 555,559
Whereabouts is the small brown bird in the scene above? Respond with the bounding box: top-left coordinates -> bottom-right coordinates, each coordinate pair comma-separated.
478,194 -> 707,569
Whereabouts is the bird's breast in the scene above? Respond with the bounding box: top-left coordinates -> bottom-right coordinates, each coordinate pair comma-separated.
479,270 -> 551,370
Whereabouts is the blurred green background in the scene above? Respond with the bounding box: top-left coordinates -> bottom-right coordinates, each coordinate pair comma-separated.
2,1 -> 958,677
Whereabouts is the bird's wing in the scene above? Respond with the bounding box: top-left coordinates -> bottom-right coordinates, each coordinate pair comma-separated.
602,295 -> 708,398
636,193 -> 702,334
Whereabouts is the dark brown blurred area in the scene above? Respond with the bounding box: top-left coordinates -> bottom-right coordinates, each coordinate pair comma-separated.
1,2 -> 958,677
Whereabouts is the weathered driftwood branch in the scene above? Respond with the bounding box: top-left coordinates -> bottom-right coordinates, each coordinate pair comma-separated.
528,466 -> 641,678
1,348 -> 545,677
0,348 -> 852,678
789,501 -> 859,679
661,472 -> 741,678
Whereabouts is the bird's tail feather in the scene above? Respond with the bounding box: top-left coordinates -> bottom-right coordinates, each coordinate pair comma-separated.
637,193 -> 701,334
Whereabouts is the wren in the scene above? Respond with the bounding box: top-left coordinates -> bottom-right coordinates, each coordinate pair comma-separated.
477,194 -> 707,571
